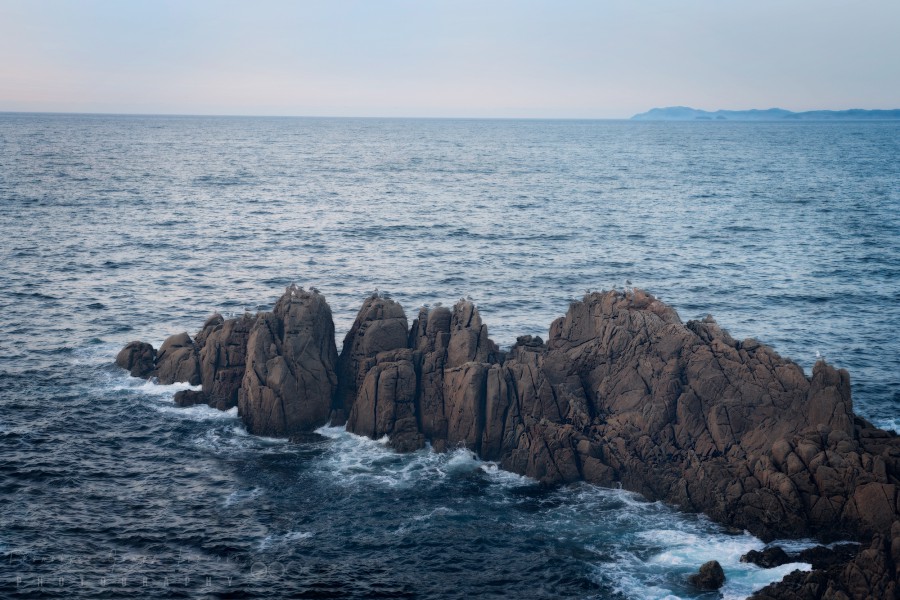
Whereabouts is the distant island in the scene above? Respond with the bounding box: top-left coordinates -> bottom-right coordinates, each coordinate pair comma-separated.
631,106 -> 900,121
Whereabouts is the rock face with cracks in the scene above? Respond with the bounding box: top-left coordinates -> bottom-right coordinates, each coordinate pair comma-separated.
154,332 -> 201,386
117,287 -> 900,600
332,295 -> 409,424
239,285 -> 338,436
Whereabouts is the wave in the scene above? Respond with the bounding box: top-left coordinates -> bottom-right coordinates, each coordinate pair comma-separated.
312,425 -> 535,492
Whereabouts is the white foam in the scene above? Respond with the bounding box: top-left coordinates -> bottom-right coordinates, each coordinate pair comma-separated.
873,417 -> 899,434
412,506 -> 456,521
103,369 -> 246,422
193,423 -> 290,454
550,485 -> 813,600
224,487 -> 262,507
642,529 -> 761,566
258,531 -> 314,550
153,403 -> 238,421
721,563 -> 811,600
479,462 -> 532,486
312,425 -> 534,490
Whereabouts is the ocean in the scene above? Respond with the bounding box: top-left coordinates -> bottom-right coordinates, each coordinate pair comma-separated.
1,114 -> 898,598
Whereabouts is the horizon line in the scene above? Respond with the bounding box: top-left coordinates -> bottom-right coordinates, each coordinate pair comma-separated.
3,106 -> 899,121
0,109 -> 635,121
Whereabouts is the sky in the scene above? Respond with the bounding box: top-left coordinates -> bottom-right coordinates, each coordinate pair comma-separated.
0,0 -> 898,118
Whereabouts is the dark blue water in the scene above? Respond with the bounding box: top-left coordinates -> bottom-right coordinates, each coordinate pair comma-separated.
1,114 -> 898,599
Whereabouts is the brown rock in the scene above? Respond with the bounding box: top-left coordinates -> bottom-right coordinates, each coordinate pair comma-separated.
239,286 -> 338,436
688,560 -> 725,590
174,389 -> 208,407
199,314 -> 255,410
742,546 -> 791,568
446,299 -> 501,368
443,362 -> 489,451
346,349 -> 424,452
155,332 -> 201,385
194,313 -> 224,349
115,341 -> 156,378
410,305 -> 452,446
113,286 -> 900,600
333,295 -> 409,424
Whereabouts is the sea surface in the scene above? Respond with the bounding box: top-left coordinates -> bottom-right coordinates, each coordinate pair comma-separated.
1,114 -> 898,599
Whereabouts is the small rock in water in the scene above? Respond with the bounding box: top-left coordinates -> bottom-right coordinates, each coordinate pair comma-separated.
174,389 -> 208,407
115,341 -> 156,378
688,560 -> 725,590
741,546 -> 791,568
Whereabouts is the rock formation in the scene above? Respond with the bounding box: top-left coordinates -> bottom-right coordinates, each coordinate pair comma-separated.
154,332 -> 201,385
199,314 -> 254,410
116,287 -> 900,600
115,341 -> 156,378
689,560 -> 726,590
332,295 -> 409,424
345,348 -> 423,452
239,286 -> 338,436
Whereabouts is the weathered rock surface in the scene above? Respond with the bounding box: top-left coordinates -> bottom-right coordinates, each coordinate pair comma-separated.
423,300 -> 503,451
346,348 -> 424,452
115,341 -> 156,378
199,314 -> 254,410
749,526 -> 900,599
154,332 -> 201,385
173,389 -> 207,407
689,560 -> 726,590
743,546 -> 793,569
116,287 -> 900,600
333,295 -> 409,424
239,285 -> 338,436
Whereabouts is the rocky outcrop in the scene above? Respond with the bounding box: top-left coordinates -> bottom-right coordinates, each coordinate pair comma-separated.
749,526 -> 900,599
346,348 -> 423,452
199,314 -> 254,410
410,304 -> 453,446
410,300 -> 503,451
173,389 -> 207,407
743,544 -> 860,571
743,546 -> 793,569
116,287 -> 900,600
333,295 -> 409,424
689,560 -> 726,590
239,285 -> 338,436
115,341 -> 156,378
154,332 -> 201,385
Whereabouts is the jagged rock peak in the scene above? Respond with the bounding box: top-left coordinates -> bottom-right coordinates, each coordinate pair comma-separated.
447,298 -> 501,367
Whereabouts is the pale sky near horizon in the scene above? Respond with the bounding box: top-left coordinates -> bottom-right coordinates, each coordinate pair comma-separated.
1,0 -> 898,118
